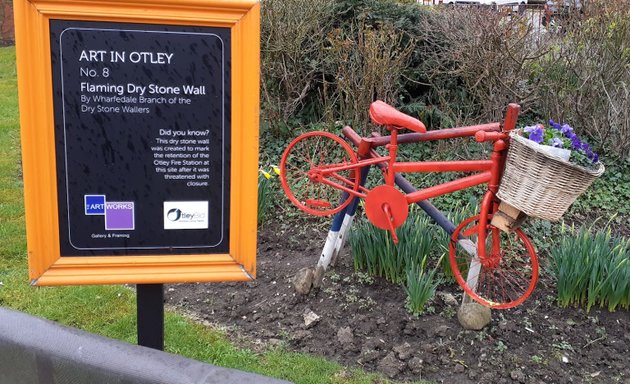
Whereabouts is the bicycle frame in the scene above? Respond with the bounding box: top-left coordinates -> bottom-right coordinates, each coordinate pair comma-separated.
325,105 -> 520,261
319,124 -> 506,207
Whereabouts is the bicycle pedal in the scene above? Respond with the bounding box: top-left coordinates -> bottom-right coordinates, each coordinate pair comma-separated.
382,203 -> 400,245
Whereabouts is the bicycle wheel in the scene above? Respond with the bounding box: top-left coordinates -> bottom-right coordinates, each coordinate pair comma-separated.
449,215 -> 539,309
280,131 -> 359,216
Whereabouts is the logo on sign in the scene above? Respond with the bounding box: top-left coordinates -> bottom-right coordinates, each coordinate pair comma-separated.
164,201 -> 208,230
166,208 -> 182,221
84,195 -> 135,230
105,202 -> 135,230
84,195 -> 106,215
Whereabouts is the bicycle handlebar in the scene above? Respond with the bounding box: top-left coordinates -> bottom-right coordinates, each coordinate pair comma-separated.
475,131 -> 508,143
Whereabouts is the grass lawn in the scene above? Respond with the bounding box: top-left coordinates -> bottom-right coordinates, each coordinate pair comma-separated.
0,45 -> 400,384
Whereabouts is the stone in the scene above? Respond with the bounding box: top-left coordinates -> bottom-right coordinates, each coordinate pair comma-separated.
408,356 -> 424,375
454,363 -> 466,374
393,342 -> 414,361
510,368 -> 526,383
377,351 -> 405,378
293,267 -> 314,295
303,308 -> 321,328
457,302 -> 492,330
439,291 -> 459,306
357,349 -> 380,364
311,265 -> 325,289
337,326 -> 354,345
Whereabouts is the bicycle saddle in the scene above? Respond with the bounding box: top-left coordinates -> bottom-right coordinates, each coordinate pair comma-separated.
369,100 -> 426,133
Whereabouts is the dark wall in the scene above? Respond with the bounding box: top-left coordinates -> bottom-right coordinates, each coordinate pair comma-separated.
0,307 -> 293,384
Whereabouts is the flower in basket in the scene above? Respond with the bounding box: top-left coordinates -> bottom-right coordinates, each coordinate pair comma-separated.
521,120 -> 600,168
499,120 -> 605,222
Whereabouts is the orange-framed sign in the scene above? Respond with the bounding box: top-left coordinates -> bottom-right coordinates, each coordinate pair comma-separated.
14,0 -> 260,286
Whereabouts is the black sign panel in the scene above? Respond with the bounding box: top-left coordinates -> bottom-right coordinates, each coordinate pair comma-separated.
50,20 -> 231,256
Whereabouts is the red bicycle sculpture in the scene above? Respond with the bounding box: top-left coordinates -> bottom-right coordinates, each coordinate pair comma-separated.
280,100 -> 538,309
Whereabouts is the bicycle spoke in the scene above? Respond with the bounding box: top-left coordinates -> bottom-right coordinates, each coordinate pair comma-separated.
298,140 -> 316,168
450,215 -> 539,309
280,132 -> 359,216
499,269 -> 527,296
285,163 -> 308,176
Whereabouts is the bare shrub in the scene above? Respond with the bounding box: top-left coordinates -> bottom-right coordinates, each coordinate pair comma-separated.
259,0 -> 629,157
417,7 -> 552,125
325,21 -> 415,135
417,1 -> 629,156
260,0 -> 334,137
535,0 -> 630,157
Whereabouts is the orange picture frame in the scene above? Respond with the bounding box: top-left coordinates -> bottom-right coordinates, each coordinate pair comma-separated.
14,0 -> 260,286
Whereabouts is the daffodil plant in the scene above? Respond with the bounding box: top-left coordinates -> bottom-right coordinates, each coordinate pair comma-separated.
258,165 -> 280,226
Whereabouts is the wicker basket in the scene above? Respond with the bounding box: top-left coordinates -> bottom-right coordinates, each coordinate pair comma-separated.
497,131 -> 605,221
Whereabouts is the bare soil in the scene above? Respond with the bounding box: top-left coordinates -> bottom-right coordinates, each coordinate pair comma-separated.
166,220 -> 630,383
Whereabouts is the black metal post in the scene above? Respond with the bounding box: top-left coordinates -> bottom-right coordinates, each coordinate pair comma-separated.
393,173 -> 457,234
136,284 -> 164,350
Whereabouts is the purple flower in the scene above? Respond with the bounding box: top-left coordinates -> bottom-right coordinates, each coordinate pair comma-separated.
549,119 -> 562,130
529,127 -> 544,144
561,124 -> 574,136
570,135 -> 581,150
524,124 -> 544,143
551,138 -> 564,148
524,125 -> 537,134
524,125 -> 544,143
526,120 -> 600,165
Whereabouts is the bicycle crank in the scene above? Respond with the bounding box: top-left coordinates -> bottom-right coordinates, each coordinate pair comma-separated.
365,185 -> 408,243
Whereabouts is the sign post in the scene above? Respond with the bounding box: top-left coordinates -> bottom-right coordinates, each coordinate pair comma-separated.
137,284 -> 165,350
14,0 -> 259,348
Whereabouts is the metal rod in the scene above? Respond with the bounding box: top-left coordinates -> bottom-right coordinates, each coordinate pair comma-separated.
405,172 -> 492,204
137,284 -> 164,351
392,173 -> 458,234
355,123 -> 501,147
393,160 -> 493,173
